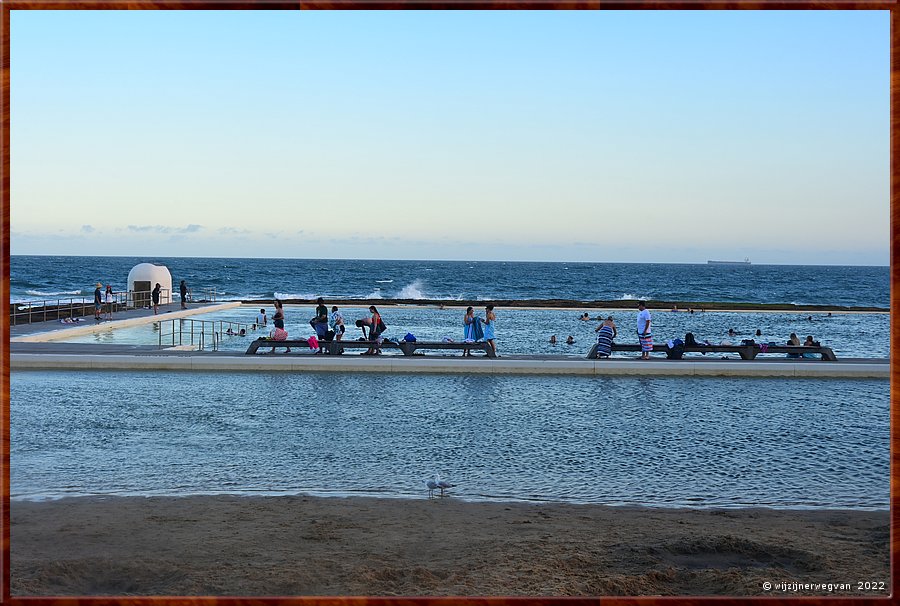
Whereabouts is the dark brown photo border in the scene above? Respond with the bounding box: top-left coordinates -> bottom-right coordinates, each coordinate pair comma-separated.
1,1 -> 896,604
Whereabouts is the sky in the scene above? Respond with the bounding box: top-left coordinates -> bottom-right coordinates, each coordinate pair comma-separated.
10,10 -> 889,264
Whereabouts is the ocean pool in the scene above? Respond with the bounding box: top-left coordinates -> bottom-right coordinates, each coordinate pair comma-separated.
56,304 -> 890,359
10,371 -> 889,509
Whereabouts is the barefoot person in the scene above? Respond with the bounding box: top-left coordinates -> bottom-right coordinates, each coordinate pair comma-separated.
104,284 -> 114,320
483,305 -> 498,357
463,306 -> 477,357
365,306 -> 386,355
270,299 -> 290,354
636,300 -> 652,360
330,306 -> 345,342
594,315 -> 617,358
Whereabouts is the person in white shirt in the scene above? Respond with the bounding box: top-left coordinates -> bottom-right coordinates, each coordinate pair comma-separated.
104,285 -> 115,320
636,300 -> 652,360
330,306 -> 345,342
257,308 -> 267,326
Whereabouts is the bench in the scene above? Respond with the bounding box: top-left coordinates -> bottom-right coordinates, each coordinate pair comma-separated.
586,343 -> 836,361
246,338 -> 496,357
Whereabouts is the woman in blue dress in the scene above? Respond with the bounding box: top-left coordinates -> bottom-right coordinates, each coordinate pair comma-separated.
482,305 -> 497,357
463,306 -> 476,357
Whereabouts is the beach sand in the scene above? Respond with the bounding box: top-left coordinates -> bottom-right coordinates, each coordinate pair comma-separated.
10,495 -> 889,597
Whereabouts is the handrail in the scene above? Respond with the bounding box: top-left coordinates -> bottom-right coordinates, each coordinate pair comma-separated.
10,286 -> 217,325
9,292 -> 129,326
157,317 -> 249,351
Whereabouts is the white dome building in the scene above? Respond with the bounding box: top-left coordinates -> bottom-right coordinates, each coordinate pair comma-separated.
127,263 -> 172,308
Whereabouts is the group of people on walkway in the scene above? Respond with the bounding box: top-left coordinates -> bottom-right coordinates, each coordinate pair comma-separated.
462,305 -> 498,357
258,300 -> 500,357
265,298 -> 387,355
90,279 -> 189,319
589,301 -> 823,360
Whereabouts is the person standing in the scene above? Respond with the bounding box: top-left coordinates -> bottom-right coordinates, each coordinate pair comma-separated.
180,280 -> 188,309
310,297 -> 329,353
365,306 -> 385,355
463,306 -> 477,357
93,282 -> 103,321
636,300 -> 652,360
257,308 -> 268,327
104,284 -> 114,320
330,306 -> 345,343
270,299 -> 290,354
483,304 -> 498,357
594,315 -> 617,358
152,283 -> 161,315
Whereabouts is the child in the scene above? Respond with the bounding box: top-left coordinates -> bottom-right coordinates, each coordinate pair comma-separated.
330,306 -> 345,342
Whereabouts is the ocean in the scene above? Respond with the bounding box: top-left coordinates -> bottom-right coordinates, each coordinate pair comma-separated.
8,255 -> 891,509
9,255 -> 890,308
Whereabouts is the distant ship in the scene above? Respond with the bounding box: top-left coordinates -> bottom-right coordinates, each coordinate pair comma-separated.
708,258 -> 751,265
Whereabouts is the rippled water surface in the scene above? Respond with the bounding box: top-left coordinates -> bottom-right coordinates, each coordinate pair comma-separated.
11,371 -> 888,509
59,305 -> 889,358
11,256 -> 889,307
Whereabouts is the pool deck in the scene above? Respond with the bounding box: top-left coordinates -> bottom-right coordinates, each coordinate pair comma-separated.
8,301 -> 242,342
8,343 -> 888,378
6,305 -> 889,378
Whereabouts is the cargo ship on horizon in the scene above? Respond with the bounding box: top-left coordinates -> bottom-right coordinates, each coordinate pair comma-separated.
708,258 -> 751,265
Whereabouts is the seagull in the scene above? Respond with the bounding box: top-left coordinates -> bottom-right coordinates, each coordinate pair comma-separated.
434,474 -> 456,498
425,477 -> 439,499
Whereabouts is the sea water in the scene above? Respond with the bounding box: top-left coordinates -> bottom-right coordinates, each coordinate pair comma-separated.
10,256 -> 891,510
10,255 -> 890,308
10,371 -> 888,509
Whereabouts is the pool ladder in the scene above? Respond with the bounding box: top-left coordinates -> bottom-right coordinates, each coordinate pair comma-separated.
158,318 -> 250,351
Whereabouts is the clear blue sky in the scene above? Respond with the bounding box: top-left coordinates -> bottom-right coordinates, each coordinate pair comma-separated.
11,10 -> 889,264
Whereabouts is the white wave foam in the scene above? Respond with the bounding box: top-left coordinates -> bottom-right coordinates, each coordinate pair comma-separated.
375,279 -> 393,283
618,294 -> 652,301
25,289 -> 82,297
273,292 -> 318,300
397,280 -> 426,299
364,290 -> 383,299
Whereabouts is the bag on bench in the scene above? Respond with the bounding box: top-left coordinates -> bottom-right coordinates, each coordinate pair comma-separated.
666,338 -> 685,359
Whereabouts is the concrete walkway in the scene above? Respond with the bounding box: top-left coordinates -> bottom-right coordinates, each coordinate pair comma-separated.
7,305 -> 888,378
9,301 -> 241,342
9,346 -> 889,378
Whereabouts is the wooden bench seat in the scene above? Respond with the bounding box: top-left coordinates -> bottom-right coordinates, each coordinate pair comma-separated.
586,343 -> 836,361
246,338 -> 496,357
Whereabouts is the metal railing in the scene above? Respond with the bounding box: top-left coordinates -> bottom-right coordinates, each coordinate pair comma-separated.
158,318 -> 250,351
10,292 -> 130,326
190,287 -> 218,303
10,286 -> 220,326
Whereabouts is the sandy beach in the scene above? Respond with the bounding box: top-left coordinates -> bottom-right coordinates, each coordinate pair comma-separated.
10,495 -> 889,597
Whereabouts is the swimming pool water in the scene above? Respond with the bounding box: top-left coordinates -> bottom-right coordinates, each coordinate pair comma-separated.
10,371 -> 888,509
57,305 -> 889,358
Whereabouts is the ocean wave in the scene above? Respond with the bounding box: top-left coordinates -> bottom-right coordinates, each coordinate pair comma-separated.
375,279 -> 393,283
618,294 -> 653,301
397,280 -> 426,299
25,289 -> 82,297
273,292 -> 319,301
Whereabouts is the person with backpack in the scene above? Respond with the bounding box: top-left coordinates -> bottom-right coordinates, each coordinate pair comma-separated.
364,306 -> 386,355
